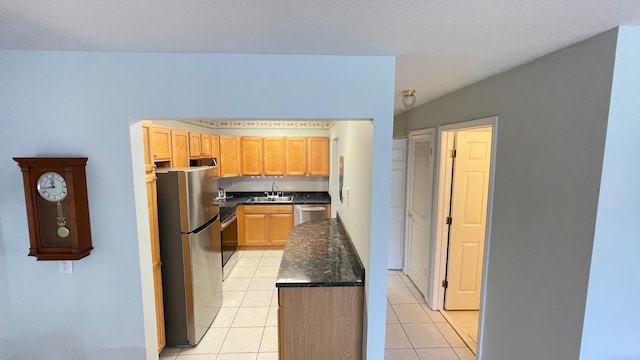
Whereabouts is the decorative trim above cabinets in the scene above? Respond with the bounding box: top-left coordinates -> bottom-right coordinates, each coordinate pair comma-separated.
185,120 -> 334,130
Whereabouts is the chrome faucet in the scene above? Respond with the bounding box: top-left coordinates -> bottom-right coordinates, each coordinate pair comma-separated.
271,183 -> 278,197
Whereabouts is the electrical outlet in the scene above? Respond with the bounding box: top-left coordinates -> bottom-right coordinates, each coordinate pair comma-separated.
59,261 -> 73,275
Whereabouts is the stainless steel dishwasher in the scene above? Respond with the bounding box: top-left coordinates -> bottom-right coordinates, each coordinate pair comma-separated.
293,204 -> 329,225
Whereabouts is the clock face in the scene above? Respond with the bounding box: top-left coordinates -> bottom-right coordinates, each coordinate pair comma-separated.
36,172 -> 68,202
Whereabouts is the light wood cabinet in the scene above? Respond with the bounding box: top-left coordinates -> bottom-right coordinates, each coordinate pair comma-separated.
307,137 -> 330,176
241,136 -> 262,175
237,205 -> 293,248
150,125 -> 172,162
278,286 -> 363,360
263,137 -> 285,175
220,136 -> 241,177
188,132 -> 202,158
142,121 -> 154,173
189,132 -> 213,158
142,126 -> 166,352
201,134 -> 212,157
211,135 -> 220,177
146,172 -> 166,352
285,137 -> 307,176
171,129 -> 190,167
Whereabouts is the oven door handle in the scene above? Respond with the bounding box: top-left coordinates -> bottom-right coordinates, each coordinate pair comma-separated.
221,213 -> 237,230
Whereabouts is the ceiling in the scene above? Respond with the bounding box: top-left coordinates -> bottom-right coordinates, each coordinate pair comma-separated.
2,0 -> 639,113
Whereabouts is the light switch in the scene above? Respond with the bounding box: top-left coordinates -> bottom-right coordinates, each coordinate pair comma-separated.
342,187 -> 350,206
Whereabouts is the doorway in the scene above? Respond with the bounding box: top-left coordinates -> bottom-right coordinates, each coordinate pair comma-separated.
433,117 -> 497,356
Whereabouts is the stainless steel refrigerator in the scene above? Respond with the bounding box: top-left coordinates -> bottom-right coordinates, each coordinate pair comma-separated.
156,166 -> 223,347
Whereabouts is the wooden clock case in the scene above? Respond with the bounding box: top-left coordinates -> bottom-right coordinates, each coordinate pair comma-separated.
13,157 -> 93,260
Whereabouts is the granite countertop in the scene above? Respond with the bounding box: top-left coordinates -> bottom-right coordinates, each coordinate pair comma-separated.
216,192 -> 330,223
276,219 -> 364,288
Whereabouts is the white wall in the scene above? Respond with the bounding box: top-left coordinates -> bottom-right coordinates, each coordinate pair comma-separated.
580,26 -> 640,360
329,120 -> 375,351
394,29 -> 618,360
330,121 -> 374,268
0,52 -> 394,359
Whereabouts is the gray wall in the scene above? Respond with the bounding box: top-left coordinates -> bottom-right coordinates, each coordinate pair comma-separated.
395,29 -> 618,360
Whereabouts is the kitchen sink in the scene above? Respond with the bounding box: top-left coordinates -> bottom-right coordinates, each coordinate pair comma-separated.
247,196 -> 294,203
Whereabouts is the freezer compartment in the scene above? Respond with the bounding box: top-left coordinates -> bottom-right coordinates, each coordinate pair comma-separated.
156,167 -> 219,233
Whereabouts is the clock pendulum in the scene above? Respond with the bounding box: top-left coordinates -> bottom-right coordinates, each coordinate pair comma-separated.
56,201 -> 70,238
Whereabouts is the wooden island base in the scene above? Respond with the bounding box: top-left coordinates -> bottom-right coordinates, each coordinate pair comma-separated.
276,219 -> 365,360
278,286 -> 363,360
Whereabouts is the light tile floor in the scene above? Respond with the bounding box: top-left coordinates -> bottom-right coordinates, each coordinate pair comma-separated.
160,249 -> 283,360
441,310 -> 479,353
386,270 -> 475,360
160,251 -> 475,360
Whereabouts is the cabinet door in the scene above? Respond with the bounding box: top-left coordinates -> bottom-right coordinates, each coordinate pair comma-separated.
241,137 -> 262,175
307,137 -> 330,176
243,214 -> 269,246
263,137 -> 285,175
189,132 -> 202,158
211,135 -> 221,177
220,136 -> 241,177
142,122 -> 154,173
146,172 -> 165,352
171,129 -> 190,167
201,134 -> 212,157
150,126 -> 172,162
285,137 -> 307,176
269,213 -> 293,246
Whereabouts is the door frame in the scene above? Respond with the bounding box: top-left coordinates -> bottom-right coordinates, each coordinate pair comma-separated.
402,127 -> 435,296
430,116 -> 498,358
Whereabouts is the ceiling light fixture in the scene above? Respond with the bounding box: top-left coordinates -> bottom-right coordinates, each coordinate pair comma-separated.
402,89 -> 416,109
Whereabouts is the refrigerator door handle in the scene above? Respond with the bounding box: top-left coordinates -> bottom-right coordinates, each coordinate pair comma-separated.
183,214 -> 220,235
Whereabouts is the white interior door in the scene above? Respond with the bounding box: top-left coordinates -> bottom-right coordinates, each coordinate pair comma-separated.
445,128 -> 492,310
389,139 -> 407,269
404,129 -> 434,295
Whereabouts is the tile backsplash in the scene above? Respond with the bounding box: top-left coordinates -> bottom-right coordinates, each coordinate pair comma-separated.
219,176 -> 329,193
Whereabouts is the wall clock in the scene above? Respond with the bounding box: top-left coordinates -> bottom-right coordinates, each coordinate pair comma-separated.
13,157 -> 93,260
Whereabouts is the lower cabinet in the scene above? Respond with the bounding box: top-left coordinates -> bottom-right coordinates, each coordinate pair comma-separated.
237,205 -> 293,248
278,286 -> 364,360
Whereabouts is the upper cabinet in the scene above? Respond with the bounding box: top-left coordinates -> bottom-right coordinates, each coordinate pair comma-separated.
201,134 -> 212,157
211,135 -> 221,177
241,137 -> 262,176
171,129 -> 190,167
189,132 -> 212,159
143,121 -> 329,178
307,137 -> 330,176
220,136 -> 241,177
285,137 -> 307,176
142,121 -> 154,173
150,125 -> 172,162
263,137 -> 285,175
188,132 -> 202,158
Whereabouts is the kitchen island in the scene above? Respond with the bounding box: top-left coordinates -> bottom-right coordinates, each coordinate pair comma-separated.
276,218 -> 364,360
